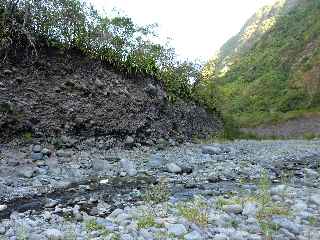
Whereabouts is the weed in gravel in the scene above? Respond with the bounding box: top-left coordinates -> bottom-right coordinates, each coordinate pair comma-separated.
143,178 -> 170,204
307,216 -> 318,226
177,196 -> 209,227
137,213 -> 159,229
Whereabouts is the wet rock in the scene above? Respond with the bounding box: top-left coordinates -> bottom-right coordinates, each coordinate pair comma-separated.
120,159 -> 137,177
166,163 -> 182,174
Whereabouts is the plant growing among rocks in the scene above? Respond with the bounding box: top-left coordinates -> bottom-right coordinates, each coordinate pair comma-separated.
177,196 -> 209,227
143,178 -> 170,204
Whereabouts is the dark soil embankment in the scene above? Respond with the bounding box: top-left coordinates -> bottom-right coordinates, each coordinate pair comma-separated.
0,46 -> 221,144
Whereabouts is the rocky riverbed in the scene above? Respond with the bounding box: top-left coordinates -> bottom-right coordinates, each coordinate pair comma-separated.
0,139 -> 319,239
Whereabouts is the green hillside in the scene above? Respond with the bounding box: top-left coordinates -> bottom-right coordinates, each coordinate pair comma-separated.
201,0 -> 320,127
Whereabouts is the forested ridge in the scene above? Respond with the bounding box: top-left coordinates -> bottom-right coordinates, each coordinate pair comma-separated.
200,0 -> 320,129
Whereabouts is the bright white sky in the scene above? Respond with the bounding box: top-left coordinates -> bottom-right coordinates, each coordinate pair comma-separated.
89,0 -> 276,61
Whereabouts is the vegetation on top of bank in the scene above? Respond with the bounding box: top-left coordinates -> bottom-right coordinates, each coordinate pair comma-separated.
0,0 -> 207,107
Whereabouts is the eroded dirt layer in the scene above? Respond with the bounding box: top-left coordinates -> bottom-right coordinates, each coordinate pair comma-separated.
0,46 -> 220,144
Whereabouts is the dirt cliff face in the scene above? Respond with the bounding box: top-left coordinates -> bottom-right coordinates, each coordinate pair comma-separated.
0,46 -> 221,144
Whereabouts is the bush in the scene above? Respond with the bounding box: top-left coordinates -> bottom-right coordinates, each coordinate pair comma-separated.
0,0 -> 203,103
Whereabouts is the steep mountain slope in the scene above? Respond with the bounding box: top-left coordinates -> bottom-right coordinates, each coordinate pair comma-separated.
203,0 -> 300,78
203,0 -> 320,127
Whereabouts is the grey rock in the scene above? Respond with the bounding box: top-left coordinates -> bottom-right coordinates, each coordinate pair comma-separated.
96,201 -> 111,215
167,224 -> 187,236
201,145 -> 222,155
56,150 -> 73,158
145,83 -> 158,96
242,202 -> 257,216
0,205 -> 7,212
121,234 -> 134,240
272,216 -> 302,235
166,163 -> 182,174
45,199 -> 58,208
0,224 -> 5,235
44,229 -> 64,240
207,174 -> 221,183
125,136 -> 135,145
184,230 -> 202,240
41,148 -> 51,156
215,234 -> 228,240
120,159 -> 137,177
310,194 -> 320,205
148,154 -> 162,168
222,204 -> 242,214
28,233 -> 46,240
92,159 -> 111,172
31,152 -> 43,161
32,145 -> 42,153
17,166 -> 36,178
115,213 -> 131,222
